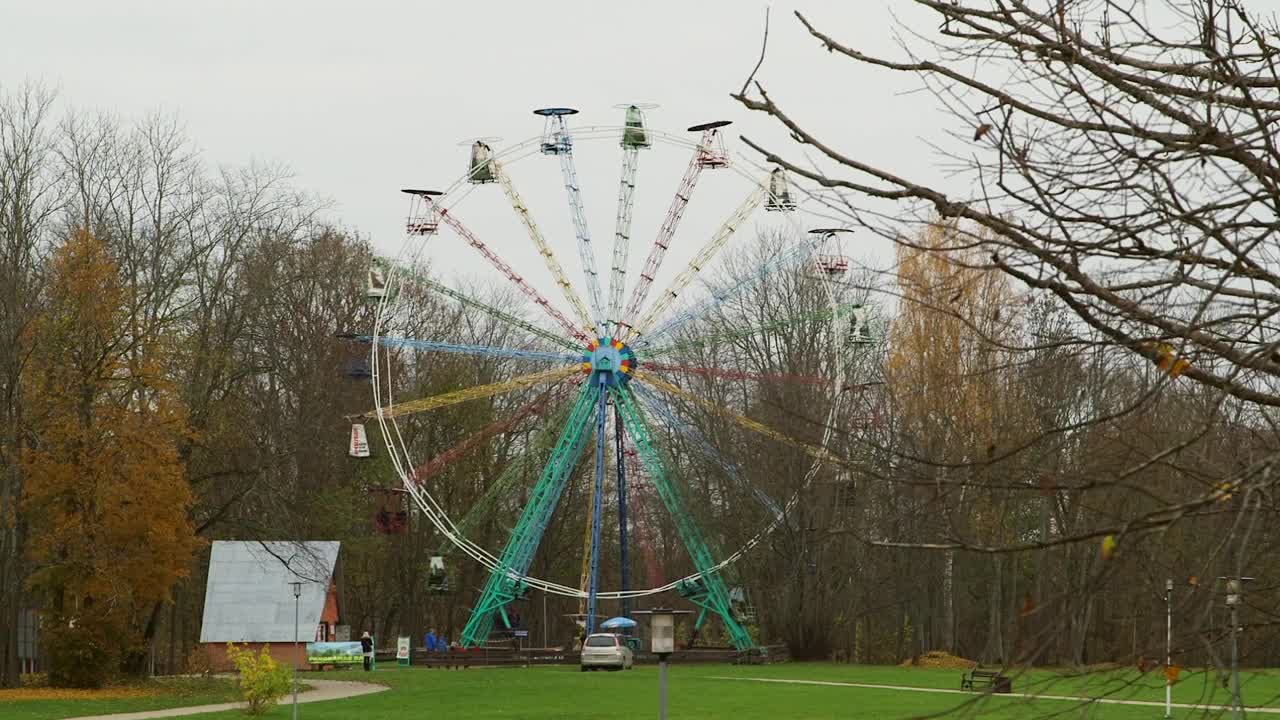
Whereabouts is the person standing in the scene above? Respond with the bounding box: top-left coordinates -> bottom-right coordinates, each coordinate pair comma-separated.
360,631 -> 374,672
424,628 -> 437,653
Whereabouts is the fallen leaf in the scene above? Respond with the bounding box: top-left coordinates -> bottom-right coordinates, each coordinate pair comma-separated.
1101,535 -> 1117,560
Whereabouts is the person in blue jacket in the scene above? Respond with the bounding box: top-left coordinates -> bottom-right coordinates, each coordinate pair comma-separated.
424,628 -> 437,653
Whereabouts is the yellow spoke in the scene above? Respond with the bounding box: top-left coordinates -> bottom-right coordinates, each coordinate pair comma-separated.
369,366 -> 581,420
635,372 -> 839,464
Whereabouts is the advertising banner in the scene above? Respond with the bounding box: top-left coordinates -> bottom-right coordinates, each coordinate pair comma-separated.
306,641 -> 363,665
396,636 -> 411,663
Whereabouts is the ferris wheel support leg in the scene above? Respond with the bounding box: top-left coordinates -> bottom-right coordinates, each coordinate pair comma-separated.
585,381 -> 609,635
615,405 -> 632,618
460,383 -> 600,647
610,385 -> 753,652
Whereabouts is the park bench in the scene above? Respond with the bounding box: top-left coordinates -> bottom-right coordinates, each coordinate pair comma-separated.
961,668 -> 1012,693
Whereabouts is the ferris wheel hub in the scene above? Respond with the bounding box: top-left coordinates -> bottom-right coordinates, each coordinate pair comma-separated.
582,338 -> 638,386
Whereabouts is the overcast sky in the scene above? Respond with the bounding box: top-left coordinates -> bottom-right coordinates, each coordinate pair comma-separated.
3,3 -> 952,287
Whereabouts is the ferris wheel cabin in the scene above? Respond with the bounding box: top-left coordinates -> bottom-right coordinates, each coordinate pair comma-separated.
621,104 -> 652,148
810,227 -> 854,276
534,107 -> 579,155
688,120 -> 732,169
765,167 -> 797,211
400,188 -> 443,236
467,141 -> 497,183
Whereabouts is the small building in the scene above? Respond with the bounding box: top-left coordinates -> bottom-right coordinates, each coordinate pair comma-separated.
198,541 -> 344,670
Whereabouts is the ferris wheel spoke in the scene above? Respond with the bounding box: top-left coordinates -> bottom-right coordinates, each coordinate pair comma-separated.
635,372 -> 840,466
410,377 -> 582,486
536,108 -> 607,336
616,122 -> 732,338
611,383 -> 753,651
631,383 -> 784,518
492,157 -> 597,334
461,382 -> 601,647
606,105 -> 653,337
406,271 -> 582,352
643,362 -> 832,388
627,185 -> 766,341
423,194 -> 591,343
360,336 -> 582,365
643,303 -> 853,359
432,393 -> 581,555
637,230 -> 826,348
366,365 -> 579,421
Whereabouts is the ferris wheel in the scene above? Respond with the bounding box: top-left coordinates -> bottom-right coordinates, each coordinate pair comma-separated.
361,105 -> 865,651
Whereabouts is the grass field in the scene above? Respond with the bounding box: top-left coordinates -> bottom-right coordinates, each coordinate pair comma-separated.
5,676 -> 240,720
12,663 -> 1280,719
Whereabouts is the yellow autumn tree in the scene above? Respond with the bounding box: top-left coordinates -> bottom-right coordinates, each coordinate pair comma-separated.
21,229 -> 200,687
887,220 -> 1022,653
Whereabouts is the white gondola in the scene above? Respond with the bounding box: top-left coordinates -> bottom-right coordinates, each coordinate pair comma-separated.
405,213 -> 439,236
366,264 -> 387,299
349,423 -> 371,458
468,141 -> 496,183
845,306 -> 871,345
428,555 -> 450,591
765,167 -> 796,211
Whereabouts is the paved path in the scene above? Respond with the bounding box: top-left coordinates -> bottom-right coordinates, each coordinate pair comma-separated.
65,679 -> 388,720
706,675 -> 1280,715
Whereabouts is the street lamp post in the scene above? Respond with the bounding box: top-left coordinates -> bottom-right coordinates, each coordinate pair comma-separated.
290,581 -> 303,720
1220,576 -> 1255,720
634,609 -> 692,720
1164,578 -> 1173,719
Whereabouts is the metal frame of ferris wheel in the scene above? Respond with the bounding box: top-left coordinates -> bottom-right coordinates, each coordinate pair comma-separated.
361,104 -> 870,651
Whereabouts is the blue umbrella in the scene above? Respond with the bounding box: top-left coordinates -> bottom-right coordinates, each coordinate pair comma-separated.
600,616 -> 637,630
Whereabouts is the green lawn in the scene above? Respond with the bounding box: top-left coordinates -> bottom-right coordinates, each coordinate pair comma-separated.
13,664 -> 1280,719
7,676 -> 240,720
178,663 -> 1280,720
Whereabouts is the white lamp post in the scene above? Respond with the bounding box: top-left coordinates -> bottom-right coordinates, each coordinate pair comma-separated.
289,581 -> 303,720
634,609 -> 691,720
1220,576 -> 1255,720
1164,578 -> 1173,719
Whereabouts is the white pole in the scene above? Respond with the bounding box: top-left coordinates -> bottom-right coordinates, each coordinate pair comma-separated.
1165,579 -> 1172,719
292,583 -> 301,720
658,657 -> 669,720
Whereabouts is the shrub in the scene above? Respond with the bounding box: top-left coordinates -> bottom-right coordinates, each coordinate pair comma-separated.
43,619 -> 121,689
225,643 -> 292,715
19,672 -> 49,688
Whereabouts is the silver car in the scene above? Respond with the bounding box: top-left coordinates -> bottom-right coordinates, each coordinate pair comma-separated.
580,633 -> 634,671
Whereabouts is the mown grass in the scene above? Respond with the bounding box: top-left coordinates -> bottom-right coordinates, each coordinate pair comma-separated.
170,662 -> 1280,720
11,663 -> 1280,719
6,675 -> 240,720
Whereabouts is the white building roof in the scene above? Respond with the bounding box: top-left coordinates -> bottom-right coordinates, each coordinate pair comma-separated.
199,541 -> 340,643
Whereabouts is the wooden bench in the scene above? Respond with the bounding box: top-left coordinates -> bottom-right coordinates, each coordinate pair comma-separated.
961,668 -> 1012,693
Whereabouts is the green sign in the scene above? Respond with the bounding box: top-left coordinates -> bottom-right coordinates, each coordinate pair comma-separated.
306,641 -> 363,665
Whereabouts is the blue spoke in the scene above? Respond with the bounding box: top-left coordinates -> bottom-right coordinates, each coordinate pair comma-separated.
636,233 -> 823,347
632,382 -> 783,518
357,336 -> 583,364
